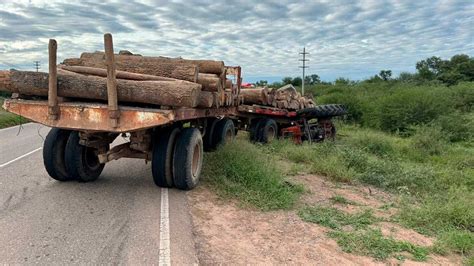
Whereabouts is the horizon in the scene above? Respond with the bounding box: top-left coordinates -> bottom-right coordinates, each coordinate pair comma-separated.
1,0 -> 473,81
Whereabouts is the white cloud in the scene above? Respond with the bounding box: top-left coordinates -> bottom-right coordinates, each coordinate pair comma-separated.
0,0 -> 472,81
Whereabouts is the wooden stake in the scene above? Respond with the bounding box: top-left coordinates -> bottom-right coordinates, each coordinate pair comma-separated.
48,39 -> 58,120
104,33 -> 119,128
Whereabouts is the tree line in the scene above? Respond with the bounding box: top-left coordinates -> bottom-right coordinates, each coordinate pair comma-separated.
256,54 -> 473,87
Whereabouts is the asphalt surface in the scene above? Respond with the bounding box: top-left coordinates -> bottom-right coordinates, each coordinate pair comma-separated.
0,123 -> 197,264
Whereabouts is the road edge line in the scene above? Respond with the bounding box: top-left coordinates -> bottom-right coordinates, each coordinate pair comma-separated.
0,147 -> 42,168
159,187 -> 171,265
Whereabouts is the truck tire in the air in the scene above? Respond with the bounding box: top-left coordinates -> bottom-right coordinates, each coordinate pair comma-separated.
65,131 -> 105,182
173,128 -> 203,190
152,127 -> 181,187
297,104 -> 347,118
43,128 -> 73,181
213,118 -> 235,147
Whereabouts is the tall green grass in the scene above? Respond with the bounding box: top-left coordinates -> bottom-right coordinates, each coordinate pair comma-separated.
202,139 -> 303,211
268,124 -> 473,258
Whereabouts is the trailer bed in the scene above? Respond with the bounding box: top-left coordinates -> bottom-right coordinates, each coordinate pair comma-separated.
3,98 -> 237,133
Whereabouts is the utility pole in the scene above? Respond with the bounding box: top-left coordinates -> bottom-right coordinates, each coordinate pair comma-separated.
34,61 -> 41,72
299,47 -> 309,96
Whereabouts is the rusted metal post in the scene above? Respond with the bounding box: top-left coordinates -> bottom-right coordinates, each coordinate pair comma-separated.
48,39 -> 59,120
104,33 -> 119,128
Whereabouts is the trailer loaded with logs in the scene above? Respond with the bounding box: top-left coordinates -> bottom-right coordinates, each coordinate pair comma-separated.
0,33 -> 346,190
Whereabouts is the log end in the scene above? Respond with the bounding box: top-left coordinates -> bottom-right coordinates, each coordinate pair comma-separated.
0,70 -> 12,92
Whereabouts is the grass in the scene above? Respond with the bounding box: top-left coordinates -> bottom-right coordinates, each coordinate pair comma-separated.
329,195 -> 357,205
267,123 -> 474,260
328,229 -> 429,261
298,205 -> 377,230
0,98 -> 28,129
202,139 -> 303,211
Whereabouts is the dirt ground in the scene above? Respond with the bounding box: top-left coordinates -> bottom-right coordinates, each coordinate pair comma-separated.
187,174 -> 461,265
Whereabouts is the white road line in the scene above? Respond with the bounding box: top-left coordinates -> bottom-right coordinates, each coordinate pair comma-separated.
0,147 -> 42,168
159,188 -> 171,266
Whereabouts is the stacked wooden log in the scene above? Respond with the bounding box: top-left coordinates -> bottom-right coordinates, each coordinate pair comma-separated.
240,84 -> 315,110
0,51 -> 234,109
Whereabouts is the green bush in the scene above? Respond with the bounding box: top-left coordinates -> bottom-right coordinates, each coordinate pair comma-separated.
378,88 -> 453,133
410,124 -> 447,155
435,113 -> 474,142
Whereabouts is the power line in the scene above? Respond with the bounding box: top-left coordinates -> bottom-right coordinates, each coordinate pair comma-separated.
299,47 -> 309,96
34,61 -> 41,72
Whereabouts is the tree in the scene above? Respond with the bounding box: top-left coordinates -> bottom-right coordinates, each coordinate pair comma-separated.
379,70 -> 392,81
416,56 -> 445,80
309,74 -> 321,85
291,77 -> 302,86
282,77 -> 293,85
255,80 -> 268,86
304,76 -> 311,85
334,77 -> 351,85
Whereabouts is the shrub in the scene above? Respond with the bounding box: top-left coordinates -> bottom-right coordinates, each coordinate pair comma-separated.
378,88 -> 452,133
435,113 -> 474,142
410,124 -> 447,155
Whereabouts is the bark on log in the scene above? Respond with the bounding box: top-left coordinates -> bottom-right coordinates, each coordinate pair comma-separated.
0,70 -> 200,107
196,91 -> 214,108
197,73 -> 222,92
59,65 -> 177,81
189,60 -> 224,75
240,88 -> 267,105
63,52 -> 199,82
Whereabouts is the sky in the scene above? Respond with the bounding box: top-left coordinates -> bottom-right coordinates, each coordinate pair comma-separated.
0,0 -> 473,82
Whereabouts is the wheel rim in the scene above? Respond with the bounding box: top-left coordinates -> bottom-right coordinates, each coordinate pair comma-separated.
191,143 -> 201,179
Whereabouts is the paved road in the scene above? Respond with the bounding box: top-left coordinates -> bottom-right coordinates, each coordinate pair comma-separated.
0,123 -> 197,264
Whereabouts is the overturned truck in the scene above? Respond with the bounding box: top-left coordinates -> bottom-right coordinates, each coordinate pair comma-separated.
1,34 -> 346,190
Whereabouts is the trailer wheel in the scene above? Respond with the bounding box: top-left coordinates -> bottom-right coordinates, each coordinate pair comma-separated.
43,128 -> 73,181
203,118 -> 219,151
152,127 -> 180,187
65,131 -> 105,182
258,118 -> 278,143
249,118 -> 263,142
173,128 -> 203,190
213,118 -> 235,147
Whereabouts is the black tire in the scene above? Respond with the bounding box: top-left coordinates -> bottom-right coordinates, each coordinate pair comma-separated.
213,118 -> 235,147
297,104 -> 347,118
203,118 -> 219,152
249,118 -> 263,142
152,127 -> 181,187
43,128 -> 73,181
65,131 -> 105,182
173,128 -> 203,190
257,118 -> 278,143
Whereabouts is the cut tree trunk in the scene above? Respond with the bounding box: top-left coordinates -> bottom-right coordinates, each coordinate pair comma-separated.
59,65 -> 176,81
196,91 -> 214,108
63,52 -> 199,82
0,70 -> 200,107
240,88 -> 268,105
197,73 -> 222,92
188,60 -> 224,75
